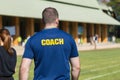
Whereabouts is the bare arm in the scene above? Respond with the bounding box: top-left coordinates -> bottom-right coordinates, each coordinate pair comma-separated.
70,57 -> 80,80
19,58 -> 32,80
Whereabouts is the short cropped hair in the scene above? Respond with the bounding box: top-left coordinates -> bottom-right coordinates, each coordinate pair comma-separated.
42,7 -> 59,24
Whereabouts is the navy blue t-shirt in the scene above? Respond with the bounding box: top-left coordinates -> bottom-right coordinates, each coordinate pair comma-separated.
23,28 -> 79,80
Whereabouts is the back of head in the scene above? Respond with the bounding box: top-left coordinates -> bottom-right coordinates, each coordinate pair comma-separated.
42,7 -> 59,25
0,29 -> 13,55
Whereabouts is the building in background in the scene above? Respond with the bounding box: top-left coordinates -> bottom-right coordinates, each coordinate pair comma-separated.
98,1 -> 117,41
0,0 -> 120,45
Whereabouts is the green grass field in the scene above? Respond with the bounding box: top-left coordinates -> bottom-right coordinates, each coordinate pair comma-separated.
14,48 -> 120,80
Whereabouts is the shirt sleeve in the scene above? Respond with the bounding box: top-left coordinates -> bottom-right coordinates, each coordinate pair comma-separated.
70,37 -> 79,58
23,38 -> 34,59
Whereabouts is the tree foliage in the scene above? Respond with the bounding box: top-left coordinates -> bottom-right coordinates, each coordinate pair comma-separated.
108,0 -> 120,16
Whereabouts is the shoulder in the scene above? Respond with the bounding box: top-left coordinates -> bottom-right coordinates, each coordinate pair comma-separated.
59,29 -> 72,38
59,29 -> 75,43
25,31 -> 44,46
29,31 -> 44,41
11,47 -> 16,52
11,48 -> 17,56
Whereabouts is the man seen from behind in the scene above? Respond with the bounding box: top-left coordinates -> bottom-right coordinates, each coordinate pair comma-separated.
19,7 -> 80,80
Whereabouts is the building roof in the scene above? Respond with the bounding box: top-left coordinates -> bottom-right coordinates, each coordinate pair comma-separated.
0,0 -> 120,25
50,0 -> 100,9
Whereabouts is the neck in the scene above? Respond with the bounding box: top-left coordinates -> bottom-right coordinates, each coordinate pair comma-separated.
44,23 -> 58,29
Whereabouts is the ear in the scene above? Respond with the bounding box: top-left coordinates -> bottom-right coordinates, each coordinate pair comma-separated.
55,18 -> 59,25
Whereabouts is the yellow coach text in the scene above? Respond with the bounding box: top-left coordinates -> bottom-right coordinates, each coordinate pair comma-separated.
41,38 -> 64,46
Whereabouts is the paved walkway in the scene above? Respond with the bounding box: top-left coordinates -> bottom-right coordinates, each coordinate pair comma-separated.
13,42 -> 120,56
77,42 -> 120,51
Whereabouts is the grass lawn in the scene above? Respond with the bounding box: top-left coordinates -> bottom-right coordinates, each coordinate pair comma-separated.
14,48 -> 120,80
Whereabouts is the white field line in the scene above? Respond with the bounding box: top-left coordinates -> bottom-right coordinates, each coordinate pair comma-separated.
82,61 -> 117,69
81,64 -> 120,74
84,70 -> 120,80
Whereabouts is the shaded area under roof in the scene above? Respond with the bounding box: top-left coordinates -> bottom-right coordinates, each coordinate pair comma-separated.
0,0 -> 120,25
